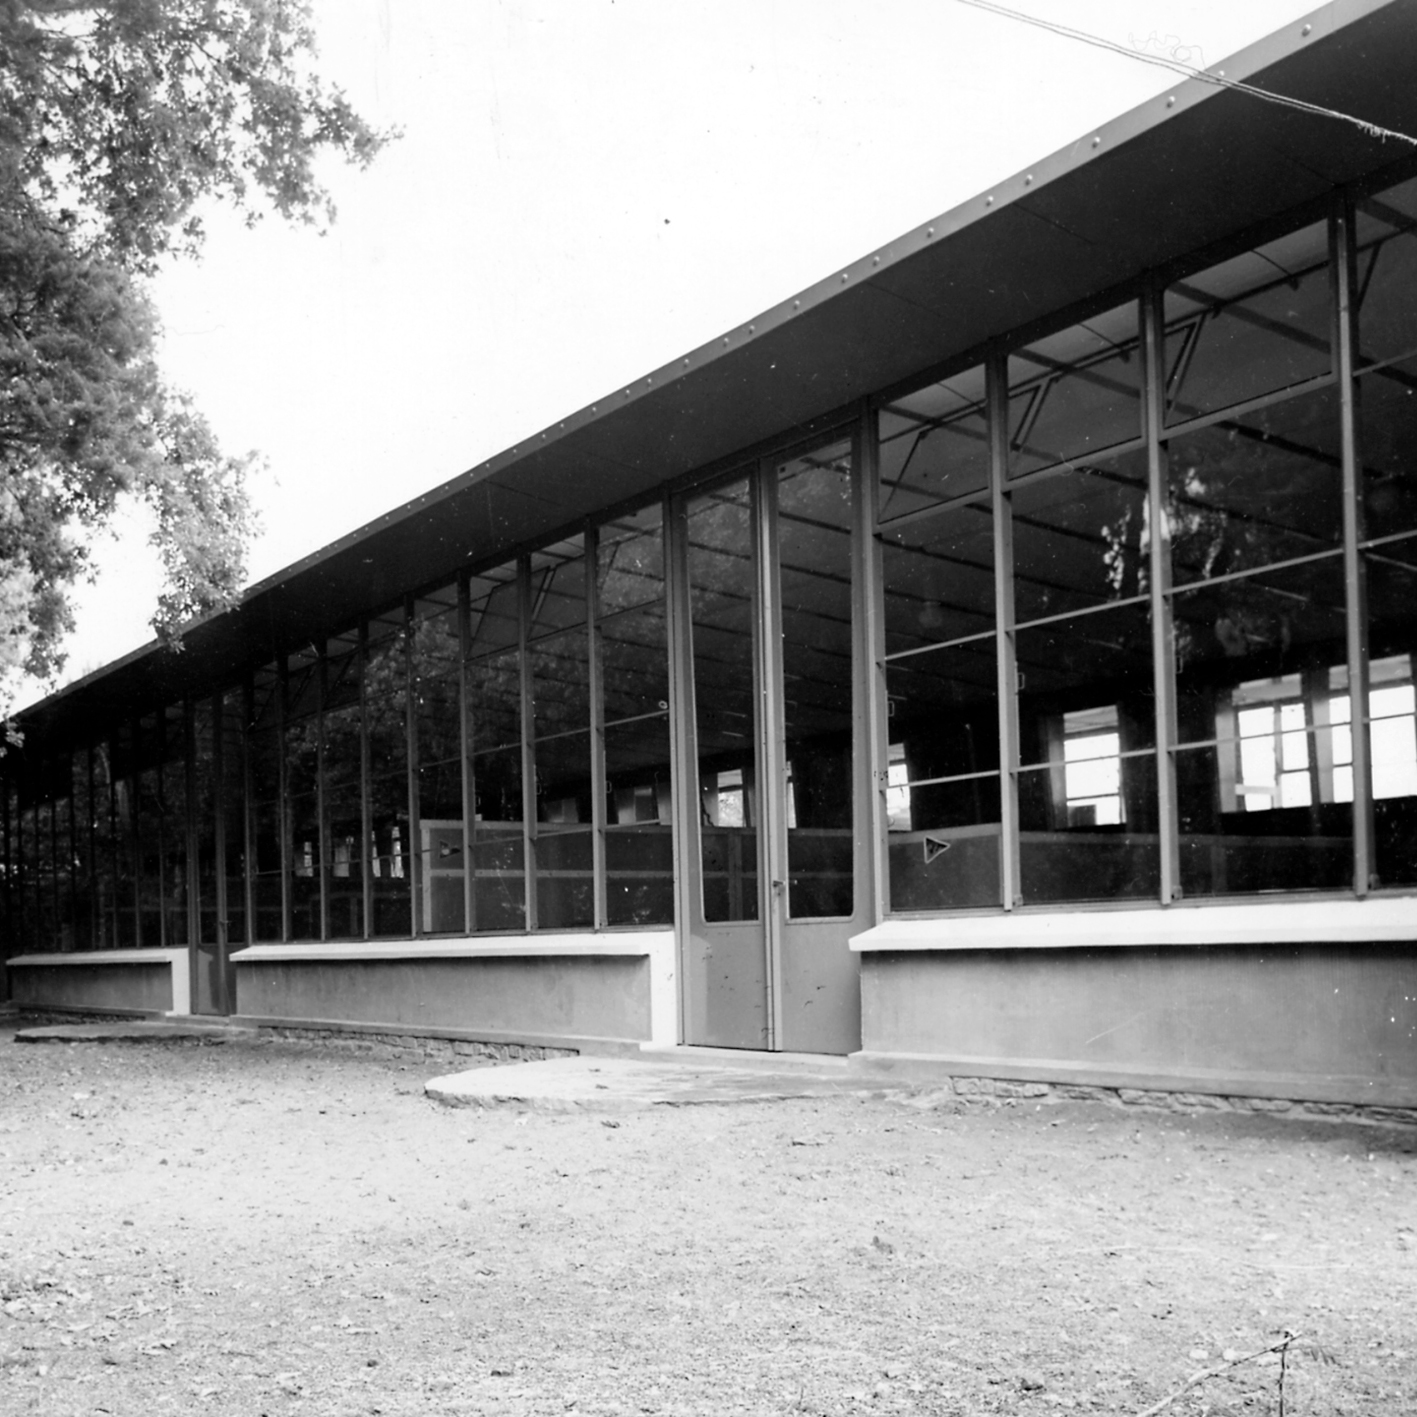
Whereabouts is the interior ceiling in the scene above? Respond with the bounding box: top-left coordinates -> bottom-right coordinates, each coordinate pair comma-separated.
18,0 -> 1417,757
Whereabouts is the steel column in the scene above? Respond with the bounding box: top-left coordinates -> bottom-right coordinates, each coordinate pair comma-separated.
1335,198 -> 1374,893
988,351 -> 1021,909
1143,287 -> 1182,902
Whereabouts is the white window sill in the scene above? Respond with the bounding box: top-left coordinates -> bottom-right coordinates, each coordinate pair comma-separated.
851,896 -> 1417,952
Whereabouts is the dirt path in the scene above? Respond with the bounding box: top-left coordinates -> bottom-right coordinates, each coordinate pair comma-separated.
1,1025 -> 1414,1415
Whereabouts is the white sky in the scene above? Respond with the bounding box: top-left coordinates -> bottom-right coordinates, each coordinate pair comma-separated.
31,0 -> 1326,707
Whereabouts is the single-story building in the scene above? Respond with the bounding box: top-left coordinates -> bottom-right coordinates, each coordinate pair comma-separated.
5,0 -> 1416,1111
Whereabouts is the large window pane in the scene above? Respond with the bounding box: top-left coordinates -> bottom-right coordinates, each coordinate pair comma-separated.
605,715 -> 673,926
1008,302 -> 1142,479
469,746 -> 525,931
779,441 -> 854,919
285,647 -> 320,942
1168,385 -> 1342,586
1012,448 -> 1148,622
878,364 -> 988,523
366,612 -> 410,938
885,637 -> 1000,911
1164,219 -> 1331,426
412,590 -> 463,935
1358,357 -> 1417,543
1172,557 -> 1348,746
689,479 -> 758,923
1365,553 -> 1417,887
882,501 -> 994,657
466,562 -> 526,932
1356,174 -> 1417,370
1016,603 -> 1157,904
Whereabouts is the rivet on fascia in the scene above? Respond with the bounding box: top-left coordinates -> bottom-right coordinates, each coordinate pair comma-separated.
1302,24 -> 1311,35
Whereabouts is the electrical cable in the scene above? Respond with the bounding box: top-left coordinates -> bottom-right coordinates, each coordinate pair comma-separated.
956,0 -> 1417,148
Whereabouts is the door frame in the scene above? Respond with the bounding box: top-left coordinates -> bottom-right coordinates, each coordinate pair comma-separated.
669,414 -> 874,1052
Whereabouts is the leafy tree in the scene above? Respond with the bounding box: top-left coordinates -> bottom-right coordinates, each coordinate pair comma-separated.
0,0 -> 389,690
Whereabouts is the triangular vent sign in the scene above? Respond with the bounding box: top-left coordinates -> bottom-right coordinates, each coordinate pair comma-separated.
923,835 -> 951,864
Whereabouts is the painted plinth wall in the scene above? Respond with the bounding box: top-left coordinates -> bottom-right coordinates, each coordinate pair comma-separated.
6,949 -> 186,1016
230,934 -> 673,1052
854,908 -> 1417,1107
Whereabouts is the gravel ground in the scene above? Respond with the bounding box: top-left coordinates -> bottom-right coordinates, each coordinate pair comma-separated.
1,1022 -> 1414,1416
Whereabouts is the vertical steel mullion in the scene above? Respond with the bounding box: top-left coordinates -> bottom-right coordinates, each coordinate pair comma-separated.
756,461 -> 784,1049
1143,287 -> 1182,902
128,719 -> 142,947
587,526 -> 608,929
316,646 -> 330,941
152,716 -> 168,949
404,600 -> 420,938
276,658 -> 290,943
518,556 -> 538,931
212,694 -> 227,971
184,700 -> 200,971
240,676 -> 255,948
664,493 -> 694,1041
88,746 -> 100,950
458,577 -> 477,935
358,626 -> 373,940
50,758 -> 63,948
856,400 -> 889,926
988,352 -> 1021,909
1335,198 -> 1374,893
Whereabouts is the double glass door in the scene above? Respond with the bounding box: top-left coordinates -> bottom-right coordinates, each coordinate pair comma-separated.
676,435 -> 867,1053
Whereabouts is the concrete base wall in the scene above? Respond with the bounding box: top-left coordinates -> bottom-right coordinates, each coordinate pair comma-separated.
9,962 -> 172,1015
857,942 -> 1417,1106
233,953 -> 653,1046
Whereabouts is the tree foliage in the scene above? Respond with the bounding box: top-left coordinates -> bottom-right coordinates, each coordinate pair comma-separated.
0,0 -> 389,688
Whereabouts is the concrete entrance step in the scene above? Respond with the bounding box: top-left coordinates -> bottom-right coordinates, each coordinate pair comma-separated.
15,1020 -> 255,1045
425,1054 -> 899,1112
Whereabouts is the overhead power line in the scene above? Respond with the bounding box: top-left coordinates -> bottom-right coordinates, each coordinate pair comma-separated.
956,0 -> 1417,148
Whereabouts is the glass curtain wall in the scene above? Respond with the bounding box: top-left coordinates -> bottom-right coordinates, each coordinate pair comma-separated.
600,505 -> 673,926
878,175 -> 1417,912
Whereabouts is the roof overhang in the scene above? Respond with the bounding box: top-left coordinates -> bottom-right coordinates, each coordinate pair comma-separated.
16,0 -> 1417,756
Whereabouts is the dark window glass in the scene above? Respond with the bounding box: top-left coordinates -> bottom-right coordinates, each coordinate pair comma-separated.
1168,385 -> 1342,586
780,441 -> 855,919
412,594 -> 463,935
1012,448 -> 1148,622
1015,603 -> 1157,904
1165,219 -> 1331,426
1364,556 -> 1417,888
881,501 -> 994,657
688,478 -> 759,923
1356,174 -> 1417,369
468,746 -> 525,931
1172,557 -> 1347,746
878,364 -> 988,522
1358,357 -> 1417,543
885,637 -> 1000,912
365,615 -> 410,939
605,715 -> 673,927
1008,303 -> 1142,479
220,691 -> 248,946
